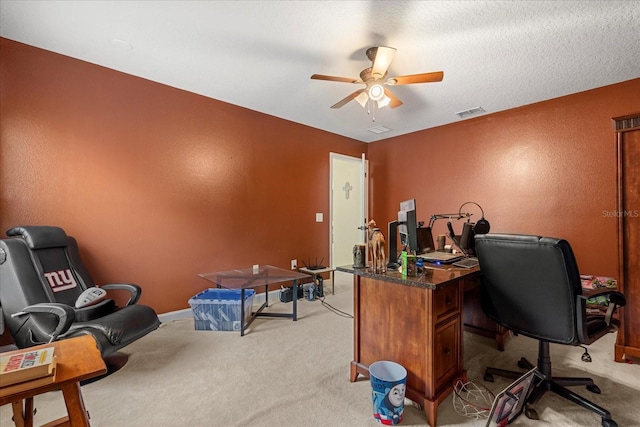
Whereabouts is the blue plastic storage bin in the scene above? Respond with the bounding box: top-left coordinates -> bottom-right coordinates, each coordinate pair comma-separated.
188,288 -> 255,331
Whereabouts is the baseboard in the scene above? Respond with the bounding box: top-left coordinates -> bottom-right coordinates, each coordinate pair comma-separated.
158,308 -> 192,323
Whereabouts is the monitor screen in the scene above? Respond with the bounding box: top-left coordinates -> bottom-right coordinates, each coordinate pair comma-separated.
459,222 -> 476,256
417,226 -> 435,254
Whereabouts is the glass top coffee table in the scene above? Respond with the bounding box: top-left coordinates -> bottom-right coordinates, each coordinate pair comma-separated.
198,265 -> 311,336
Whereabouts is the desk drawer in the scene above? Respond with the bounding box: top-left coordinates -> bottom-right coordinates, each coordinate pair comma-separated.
433,282 -> 460,322
434,316 -> 460,387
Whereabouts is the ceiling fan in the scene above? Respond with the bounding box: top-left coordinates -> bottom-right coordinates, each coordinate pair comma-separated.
310,46 -> 444,110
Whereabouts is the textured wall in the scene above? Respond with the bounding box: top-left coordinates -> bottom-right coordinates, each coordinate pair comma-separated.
2,37 -> 638,316
368,78 -> 640,278
0,38 -> 365,314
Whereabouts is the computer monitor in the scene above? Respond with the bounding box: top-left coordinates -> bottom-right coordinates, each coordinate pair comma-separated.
459,222 -> 476,256
417,226 -> 435,254
398,199 -> 419,254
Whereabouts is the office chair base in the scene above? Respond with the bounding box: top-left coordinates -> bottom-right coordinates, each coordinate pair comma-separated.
587,384 -> 602,394
483,357 -> 534,382
484,359 -> 615,426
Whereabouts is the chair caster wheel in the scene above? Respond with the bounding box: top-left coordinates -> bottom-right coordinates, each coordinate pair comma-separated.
587,384 -> 601,394
484,373 -> 494,382
525,406 -> 539,420
517,359 -> 528,369
602,418 -> 618,427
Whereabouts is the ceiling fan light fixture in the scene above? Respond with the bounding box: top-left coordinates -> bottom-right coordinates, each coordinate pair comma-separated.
355,91 -> 369,108
368,84 -> 384,101
377,95 -> 391,109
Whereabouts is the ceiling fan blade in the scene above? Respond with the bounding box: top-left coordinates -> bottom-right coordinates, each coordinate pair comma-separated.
311,74 -> 362,84
331,89 -> 365,109
371,46 -> 396,79
386,71 -> 444,85
384,88 -> 403,109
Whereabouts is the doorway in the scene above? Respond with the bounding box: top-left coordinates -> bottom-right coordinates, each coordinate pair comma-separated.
330,153 -> 368,269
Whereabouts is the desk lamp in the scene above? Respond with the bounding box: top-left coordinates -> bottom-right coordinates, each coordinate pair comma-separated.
429,202 -> 491,255
429,202 -> 490,232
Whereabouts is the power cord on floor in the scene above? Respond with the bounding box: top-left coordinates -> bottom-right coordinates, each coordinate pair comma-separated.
318,294 -> 353,318
303,276 -> 353,318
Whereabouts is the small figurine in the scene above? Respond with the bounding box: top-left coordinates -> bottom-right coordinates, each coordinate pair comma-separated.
353,244 -> 366,268
367,220 -> 386,273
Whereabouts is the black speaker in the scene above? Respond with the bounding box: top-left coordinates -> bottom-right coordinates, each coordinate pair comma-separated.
387,220 -> 399,269
316,277 -> 324,298
459,202 -> 490,234
475,217 -> 490,234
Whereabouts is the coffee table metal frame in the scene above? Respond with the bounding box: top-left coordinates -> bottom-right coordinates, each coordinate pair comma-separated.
198,265 -> 311,336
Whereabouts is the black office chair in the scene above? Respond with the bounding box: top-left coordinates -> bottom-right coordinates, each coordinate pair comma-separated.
0,226 -> 160,362
475,233 -> 625,427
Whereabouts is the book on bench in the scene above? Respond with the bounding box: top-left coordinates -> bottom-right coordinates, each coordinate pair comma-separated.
0,346 -> 56,388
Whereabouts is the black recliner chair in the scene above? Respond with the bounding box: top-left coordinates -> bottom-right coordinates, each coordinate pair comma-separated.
0,226 -> 160,360
475,233 -> 625,427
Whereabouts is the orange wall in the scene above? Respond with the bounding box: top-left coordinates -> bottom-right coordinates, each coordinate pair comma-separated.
0,38 -> 365,313
2,37 -> 638,316
368,78 -> 640,278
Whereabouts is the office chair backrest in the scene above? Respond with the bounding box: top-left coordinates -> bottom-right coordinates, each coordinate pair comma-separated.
2,225 -> 160,356
475,233 -> 583,345
3,226 -> 95,307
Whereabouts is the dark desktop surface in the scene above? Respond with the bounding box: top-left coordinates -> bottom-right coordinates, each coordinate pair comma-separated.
337,263 -> 479,290
452,257 -> 479,268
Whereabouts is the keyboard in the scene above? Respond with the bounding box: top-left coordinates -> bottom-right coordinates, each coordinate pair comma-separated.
452,257 -> 479,269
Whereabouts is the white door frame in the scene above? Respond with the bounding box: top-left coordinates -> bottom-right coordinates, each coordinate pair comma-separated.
329,152 -> 368,269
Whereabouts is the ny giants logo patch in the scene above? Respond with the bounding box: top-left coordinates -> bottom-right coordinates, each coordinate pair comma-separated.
44,269 -> 78,292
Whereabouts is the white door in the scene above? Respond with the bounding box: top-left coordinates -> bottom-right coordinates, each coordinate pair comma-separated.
330,153 -> 368,268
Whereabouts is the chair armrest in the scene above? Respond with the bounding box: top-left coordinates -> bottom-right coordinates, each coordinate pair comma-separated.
100,283 -> 141,306
12,303 -> 76,343
580,289 -> 626,310
577,290 -> 626,343
597,291 -> 626,328
582,288 -> 626,304
73,299 -> 117,322
601,290 -> 626,307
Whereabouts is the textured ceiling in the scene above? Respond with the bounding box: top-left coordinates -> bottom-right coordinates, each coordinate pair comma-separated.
1,1 -> 639,142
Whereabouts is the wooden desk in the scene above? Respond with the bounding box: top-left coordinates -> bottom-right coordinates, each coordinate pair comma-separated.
462,275 -> 509,351
338,264 -> 490,427
0,335 -> 107,427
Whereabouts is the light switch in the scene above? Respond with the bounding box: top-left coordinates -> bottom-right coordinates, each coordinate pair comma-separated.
316,213 -> 323,222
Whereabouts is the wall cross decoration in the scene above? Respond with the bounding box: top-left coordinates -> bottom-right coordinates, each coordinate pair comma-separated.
342,181 -> 353,200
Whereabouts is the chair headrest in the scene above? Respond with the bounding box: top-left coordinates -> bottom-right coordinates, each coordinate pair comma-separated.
6,226 -> 70,249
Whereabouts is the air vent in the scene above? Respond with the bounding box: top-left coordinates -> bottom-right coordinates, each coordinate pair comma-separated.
615,115 -> 640,131
455,107 -> 485,119
367,125 -> 392,134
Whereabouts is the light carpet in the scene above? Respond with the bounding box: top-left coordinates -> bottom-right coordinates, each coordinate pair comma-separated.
2,272 -> 639,426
